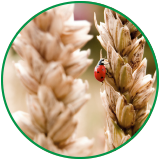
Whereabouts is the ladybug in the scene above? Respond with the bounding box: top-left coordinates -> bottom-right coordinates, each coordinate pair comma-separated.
94,59 -> 106,82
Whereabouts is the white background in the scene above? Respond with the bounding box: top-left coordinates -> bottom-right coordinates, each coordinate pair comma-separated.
0,0 -> 159,159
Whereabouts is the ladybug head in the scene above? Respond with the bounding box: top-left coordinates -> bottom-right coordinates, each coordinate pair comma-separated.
98,58 -> 105,66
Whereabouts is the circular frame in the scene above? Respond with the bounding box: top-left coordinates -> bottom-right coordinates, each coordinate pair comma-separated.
1,1 -> 159,159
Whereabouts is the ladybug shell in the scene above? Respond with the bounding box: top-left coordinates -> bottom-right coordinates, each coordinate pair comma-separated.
94,65 -> 106,82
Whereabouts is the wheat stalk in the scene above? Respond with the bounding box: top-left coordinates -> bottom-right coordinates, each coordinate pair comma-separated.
94,8 -> 156,151
12,4 -> 94,156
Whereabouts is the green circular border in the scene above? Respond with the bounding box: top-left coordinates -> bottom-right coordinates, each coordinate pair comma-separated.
1,1 -> 159,159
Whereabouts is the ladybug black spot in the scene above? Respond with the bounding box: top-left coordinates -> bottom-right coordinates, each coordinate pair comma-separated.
97,71 -> 99,73
101,77 -> 103,79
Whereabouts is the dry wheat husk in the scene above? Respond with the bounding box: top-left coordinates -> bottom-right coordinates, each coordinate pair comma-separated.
94,8 -> 156,152
12,4 -> 94,157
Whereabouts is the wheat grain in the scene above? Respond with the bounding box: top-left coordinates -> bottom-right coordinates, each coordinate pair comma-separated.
12,4 -> 94,156
94,8 -> 156,152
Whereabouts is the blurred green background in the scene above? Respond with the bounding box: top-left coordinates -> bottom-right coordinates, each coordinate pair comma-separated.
3,3 -> 157,155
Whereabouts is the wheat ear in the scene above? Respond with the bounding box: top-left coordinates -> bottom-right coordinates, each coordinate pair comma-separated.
94,8 -> 156,151
12,4 -> 94,156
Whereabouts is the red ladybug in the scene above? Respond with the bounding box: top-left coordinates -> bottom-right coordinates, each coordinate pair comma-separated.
94,59 -> 106,82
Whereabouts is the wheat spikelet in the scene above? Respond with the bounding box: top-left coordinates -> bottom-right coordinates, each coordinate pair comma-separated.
12,4 -> 94,156
94,8 -> 156,151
